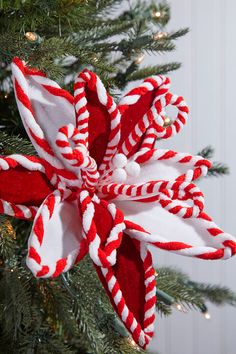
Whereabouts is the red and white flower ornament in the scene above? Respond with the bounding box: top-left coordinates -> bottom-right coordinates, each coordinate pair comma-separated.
0,57 -> 235,348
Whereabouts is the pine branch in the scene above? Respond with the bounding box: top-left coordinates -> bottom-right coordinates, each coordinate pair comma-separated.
60,258 -> 146,354
198,146 -> 214,159
156,267 -> 236,318
75,20 -> 134,43
156,267 -> 204,313
0,131 -> 35,155
0,218 -> 16,260
207,162 -> 229,177
126,62 -> 181,81
165,28 -> 189,40
0,266 -> 33,343
118,35 -> 175,55
187,281 -> 236,306
198,146 -> 229,177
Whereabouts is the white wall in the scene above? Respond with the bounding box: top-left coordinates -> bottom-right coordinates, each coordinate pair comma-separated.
145,1 -> 236,353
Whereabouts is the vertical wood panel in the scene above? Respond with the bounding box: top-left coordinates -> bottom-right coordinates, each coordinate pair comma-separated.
147,0 -> 236,353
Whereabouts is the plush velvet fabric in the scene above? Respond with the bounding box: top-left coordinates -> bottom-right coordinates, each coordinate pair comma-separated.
94,202 -> 145,328
0,166 -> 53,206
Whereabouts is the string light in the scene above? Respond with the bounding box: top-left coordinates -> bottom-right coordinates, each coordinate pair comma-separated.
200,304 -> 211,320
25,32 -> 42,44
174,303 -> 187,313
130,339 -> 136,346
152,10 -> 162,18
4,93 -> 8,99
156,288 -> 188,313
204,311 -> 211,320
128,337 -> 140,350
156,288 -> 174,306
153,32 -> 168,40
134,54 -> 145,64
93,56 -> 99,63
164,117 -> 172,126
175,303 -> 182,311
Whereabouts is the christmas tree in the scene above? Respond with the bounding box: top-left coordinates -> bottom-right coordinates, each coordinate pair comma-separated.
0,1 -> 235,353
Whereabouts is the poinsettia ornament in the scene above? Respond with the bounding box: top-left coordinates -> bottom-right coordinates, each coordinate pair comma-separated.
0,57 -> 235,348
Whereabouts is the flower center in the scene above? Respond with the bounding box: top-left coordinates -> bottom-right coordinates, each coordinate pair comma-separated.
56,123 -> 99,190
111,153 -> 140,183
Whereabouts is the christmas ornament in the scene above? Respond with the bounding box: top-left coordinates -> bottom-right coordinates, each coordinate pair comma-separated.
0,57 -> 235,348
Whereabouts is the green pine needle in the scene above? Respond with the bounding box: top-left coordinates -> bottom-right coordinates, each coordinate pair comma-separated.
198,146 -> 229,177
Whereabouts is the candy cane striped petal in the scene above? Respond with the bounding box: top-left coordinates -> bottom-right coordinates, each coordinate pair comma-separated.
74,70 -> 121,172
0,154 -> 54,219
78,192 -> 156,348
118,76 -> 170,157
11,58 -> 74,170
127,148 -> 212,184
94,224 -> 156,348
115,200 -> 236,260
27,189 -> 87,278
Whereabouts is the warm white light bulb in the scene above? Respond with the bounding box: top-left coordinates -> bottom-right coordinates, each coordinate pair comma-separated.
174,303 -> 187,313
176,303 -> 182,311
204,311 -> 211,320
135,54 -> 145,64
154,32 -> 167,40
164,117 -> 171,126
153,11 -> 161,18
25,32 -> 38,42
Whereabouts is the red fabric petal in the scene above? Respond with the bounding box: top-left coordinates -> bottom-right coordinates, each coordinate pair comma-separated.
119,90 -> 156,151
112,237 -> 145,326
87,89 -> 111,166
93,202 -> 146,329
0,163 -> 53,206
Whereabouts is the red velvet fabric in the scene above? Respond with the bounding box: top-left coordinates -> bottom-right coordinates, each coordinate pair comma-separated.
119,90 -> 156,156
87,89 -> 111,167
87,85 -> 157,164
0,166 -> 53,206
94,202 -> 145,328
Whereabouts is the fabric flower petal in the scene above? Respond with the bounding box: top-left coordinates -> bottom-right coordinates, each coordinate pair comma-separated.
117,76 -> 188,158
78,192 -> 156,348
0,154 -> 54,219
74,70 -> 121,172
11,58 -> 75,169
115,199 -> 236,260
126,148 -> 211,185
99,148 -> 212,189
96,239 -> 156,349
27,189 -> 87,278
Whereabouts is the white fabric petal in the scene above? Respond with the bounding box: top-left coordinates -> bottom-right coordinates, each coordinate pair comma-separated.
26,190 -> 85,278
28,77 -> 74,150
12,58 -> 75,167
115,199 -> 236,259
126,149 -> 209,185
126,158 -> 184,185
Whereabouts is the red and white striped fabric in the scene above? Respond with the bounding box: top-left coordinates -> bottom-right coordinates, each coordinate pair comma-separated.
0,57 -> 234,348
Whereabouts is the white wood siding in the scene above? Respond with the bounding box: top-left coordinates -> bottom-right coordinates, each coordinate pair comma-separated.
144,1 -> 236,353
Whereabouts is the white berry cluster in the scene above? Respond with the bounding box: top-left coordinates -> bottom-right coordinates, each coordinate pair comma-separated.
111,153 -> 140,183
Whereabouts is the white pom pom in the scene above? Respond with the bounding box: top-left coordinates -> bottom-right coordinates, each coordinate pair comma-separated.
112,153 -> 127,168
112,168 -> 127,183
125,161 -> 140,177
